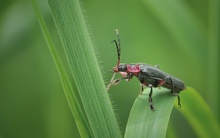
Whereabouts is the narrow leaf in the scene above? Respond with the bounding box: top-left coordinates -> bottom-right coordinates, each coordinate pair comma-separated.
32,1 -> 90,137
175,87 -> 220,137
125,88 -> 179,138
47,0 -> 122,137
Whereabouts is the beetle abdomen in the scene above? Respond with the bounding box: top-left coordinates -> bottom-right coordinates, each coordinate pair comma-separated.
137,64 -> 185,93
162,76 -> 185,93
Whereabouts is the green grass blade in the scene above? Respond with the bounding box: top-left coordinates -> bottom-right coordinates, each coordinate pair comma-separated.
175,87 -> 220,137
166,122 -> 177,138
32,1 -> 90,137
125,88 -> 179,138
47,0 -> 122,137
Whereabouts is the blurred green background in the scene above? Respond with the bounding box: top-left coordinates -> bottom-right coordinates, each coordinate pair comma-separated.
0,0 -> 219,137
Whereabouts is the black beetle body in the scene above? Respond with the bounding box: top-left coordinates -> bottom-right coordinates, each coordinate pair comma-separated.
107,30 -> 185,110
137,64 -> 185,93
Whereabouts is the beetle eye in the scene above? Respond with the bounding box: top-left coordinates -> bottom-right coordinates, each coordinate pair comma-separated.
118,66 -> 122,71
118,64 -> 127,71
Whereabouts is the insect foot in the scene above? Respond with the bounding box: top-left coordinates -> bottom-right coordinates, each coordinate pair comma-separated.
149,99 -> 155,111
172,93 -> 181,108
113,79 -> 121,85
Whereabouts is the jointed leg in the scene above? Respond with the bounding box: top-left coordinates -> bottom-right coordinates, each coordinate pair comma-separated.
107,73 -> 133,91
177,95 -> 181,108
139,84 -> 144,95
172,93 -> 181,108
166,76 -> 181,108
165,76 -> 174,93
107,73 -> 116,90
148,84 -> 155,111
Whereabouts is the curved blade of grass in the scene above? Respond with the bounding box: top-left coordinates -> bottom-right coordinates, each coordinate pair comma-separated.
125,88 -> 179,138
32,1 -> 91,137
166,122 -> 177,138
174,87 -> 220,137
47,0 -> 122,137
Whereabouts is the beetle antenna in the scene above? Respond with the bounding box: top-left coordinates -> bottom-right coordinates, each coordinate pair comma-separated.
112,29 -> 121,67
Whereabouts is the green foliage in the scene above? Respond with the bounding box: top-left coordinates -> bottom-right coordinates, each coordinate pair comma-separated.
175,87 -> 220,137
0,0 -> 219,137
125,88 -> 177,138
47,0 -> 121,137
125,87 -> 220,137
33,1 -> 90,137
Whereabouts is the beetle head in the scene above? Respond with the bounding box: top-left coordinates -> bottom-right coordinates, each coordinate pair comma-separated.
113,63 -> 127,72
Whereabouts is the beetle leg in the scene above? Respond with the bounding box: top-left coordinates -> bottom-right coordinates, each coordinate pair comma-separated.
172,93 -> 181,108
107,73 -> 117,90
177,94 -> 181,108
166,76 -> 181,108
165,76 -> 174,93
107,73 -> 133,90
113,73 -> 133,84
139,84 -> 144,95
148,84 -> 155,111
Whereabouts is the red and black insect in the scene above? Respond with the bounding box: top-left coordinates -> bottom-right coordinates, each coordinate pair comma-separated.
107,29 -> 186,111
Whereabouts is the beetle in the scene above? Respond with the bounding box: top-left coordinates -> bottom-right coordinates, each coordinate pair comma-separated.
107,29 -> 186,111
